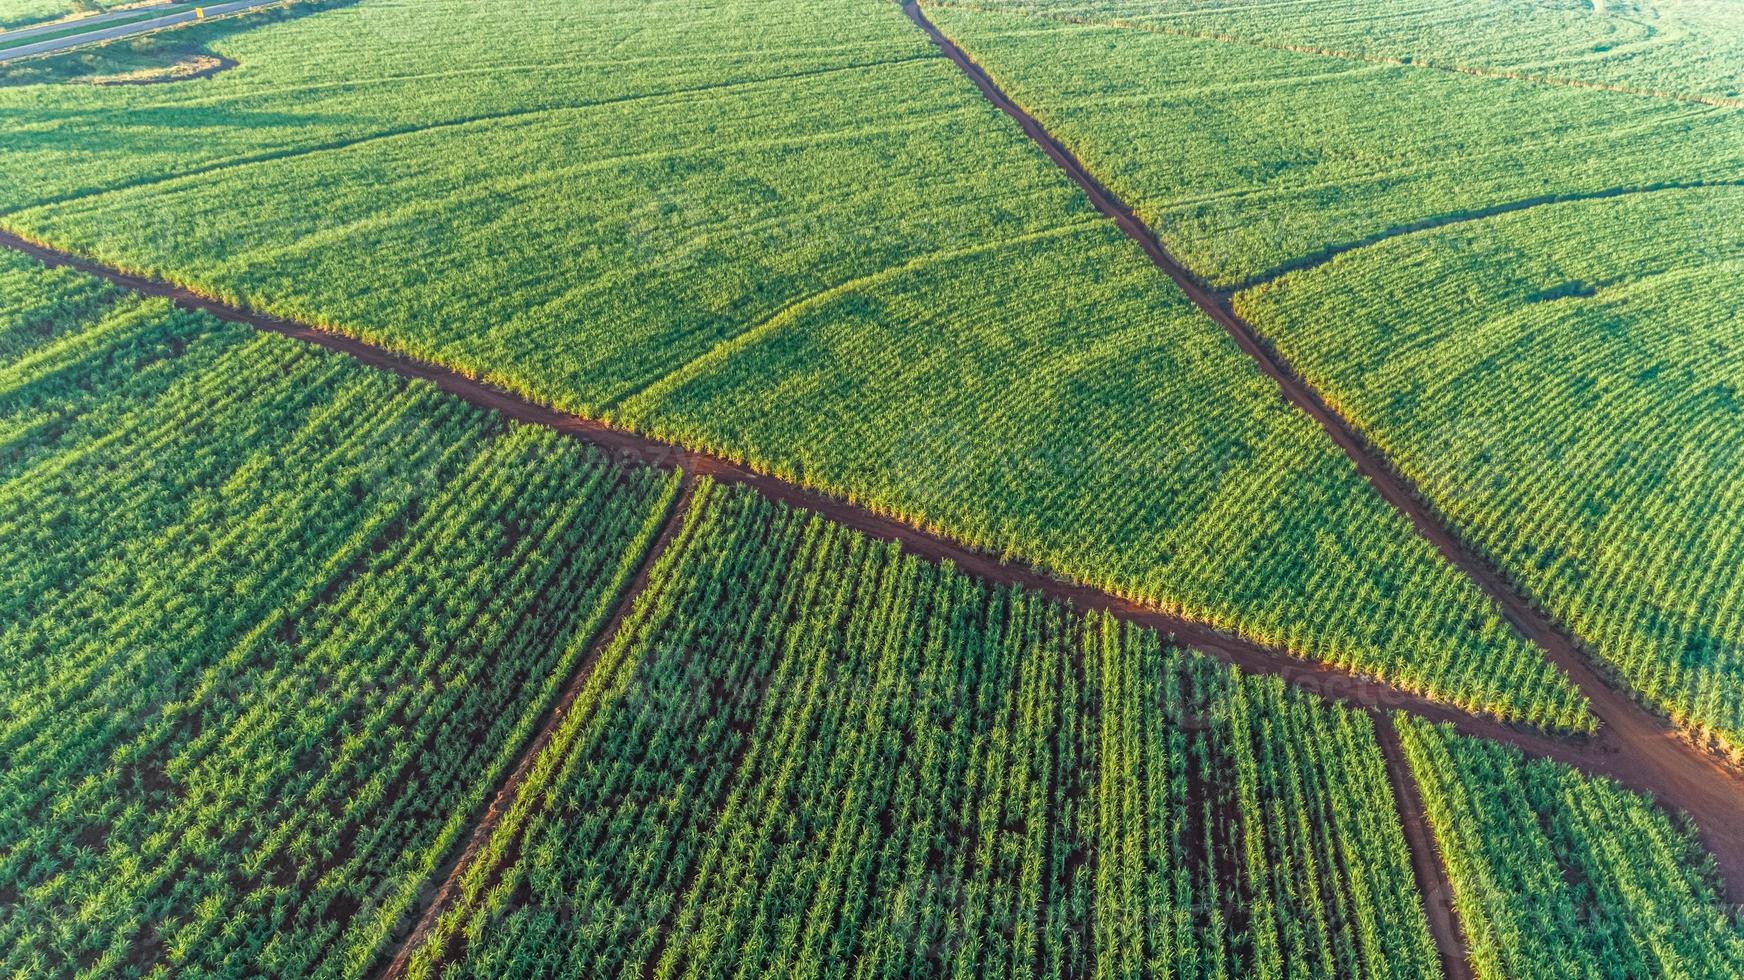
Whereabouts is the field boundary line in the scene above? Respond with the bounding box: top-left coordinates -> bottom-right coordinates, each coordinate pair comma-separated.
922,0 -> 1744,110
1236,179 -> 1744,290
603,217 -> 1100,417
2,222 -> 1741,901
373,473 -> 697,979
1372,710 -> 1476,980
902,0 -> 1744,902
2,51 -> 941,218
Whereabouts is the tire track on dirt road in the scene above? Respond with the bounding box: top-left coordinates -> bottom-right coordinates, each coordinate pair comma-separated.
900,0 -> 1744,906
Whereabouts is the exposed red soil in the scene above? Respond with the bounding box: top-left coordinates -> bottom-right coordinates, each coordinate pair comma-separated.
1373,711 -> 1476,980
902,0 -> 1744,909
4,223 -> 1741,906
373,475 -> 696,979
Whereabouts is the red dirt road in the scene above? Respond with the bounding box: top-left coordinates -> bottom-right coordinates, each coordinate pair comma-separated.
6,222 -> 1739,896
376,475 -> 696,979
903,0 -> 1744,904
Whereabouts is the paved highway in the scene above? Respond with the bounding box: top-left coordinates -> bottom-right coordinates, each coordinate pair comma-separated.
0,0 -> 278,62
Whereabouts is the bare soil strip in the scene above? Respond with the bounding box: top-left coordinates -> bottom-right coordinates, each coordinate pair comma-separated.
374,475 -> 696,979
1373,711 -> 1476,980
4,223 -> 1740,897
924,0 -> 1744,110
903,0 -> 1744,905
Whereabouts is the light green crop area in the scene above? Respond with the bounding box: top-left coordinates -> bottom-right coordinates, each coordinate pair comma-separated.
1240,189 -> 1744,755
0,0 -> 1586,727
918,1 -> 1744,752
922,2 -> 1744,287
931,0 -> 1744,100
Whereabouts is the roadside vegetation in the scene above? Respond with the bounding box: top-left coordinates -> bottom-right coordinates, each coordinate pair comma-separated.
1395,716 -> 1744,979
0,0 -> 112,31
408,482 -> 1439,979
0,251 -> 680,975
0,0 -> 346,86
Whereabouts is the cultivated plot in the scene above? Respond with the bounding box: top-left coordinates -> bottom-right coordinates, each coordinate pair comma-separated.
922,1 -> 1744,286
1239,188 -> 1744,755
0,0 -> 1588,730
405,482 -> 1441,980
0,251 -> 681,975
935,0 -> 1744,101
919,0 -> 1744,754
1396,716 -> 1744,979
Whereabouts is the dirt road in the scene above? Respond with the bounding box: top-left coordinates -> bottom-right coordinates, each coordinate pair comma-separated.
1375,711 -> 1476,980
375,475 -> 696,979
901,0 -> 1744,905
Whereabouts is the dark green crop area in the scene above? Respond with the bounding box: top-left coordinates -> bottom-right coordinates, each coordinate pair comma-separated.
0,251 -> 681,976
1396,717 -> 1744,979
406,482 -> 1438,979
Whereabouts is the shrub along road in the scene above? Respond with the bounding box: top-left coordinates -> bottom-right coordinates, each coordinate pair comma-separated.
0,0 -> 277,62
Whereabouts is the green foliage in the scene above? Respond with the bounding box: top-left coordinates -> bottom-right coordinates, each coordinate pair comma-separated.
923,1 -> 1744,287
920,1 -> 1741,748
0,254 -> 681,976
0,0 -> 95,31
0,0 -> 1587,730
0,0 -> 348,87
929,0 -> 1744,100
1394,715 -> 1744,979
410,483 -> 1440,979
1238,188 -> 1744,754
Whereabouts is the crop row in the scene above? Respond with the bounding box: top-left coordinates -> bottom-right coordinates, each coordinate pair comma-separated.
1238,187 -> 1744,755
0,253 -> 680,976
407,481 -> 1440,979
1395,716 -> 1744,978
0,0 -> 1589,730
930,0 -> 1744,101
